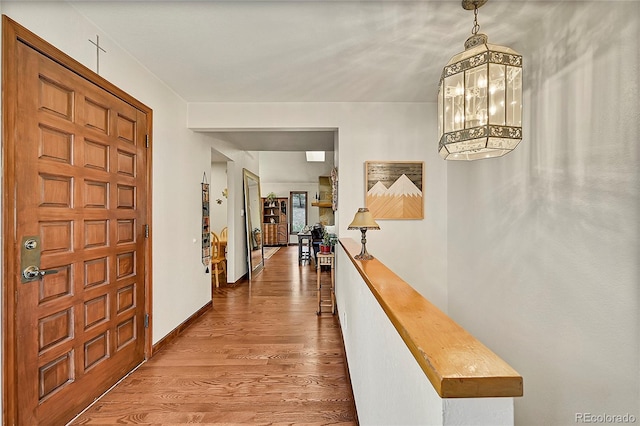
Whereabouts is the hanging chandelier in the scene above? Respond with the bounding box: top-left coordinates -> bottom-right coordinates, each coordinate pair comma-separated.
437,0 -> 523,161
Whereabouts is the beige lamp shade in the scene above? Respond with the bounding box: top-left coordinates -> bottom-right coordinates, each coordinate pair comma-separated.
348,208 -> 379,260
348,208 -> 380,230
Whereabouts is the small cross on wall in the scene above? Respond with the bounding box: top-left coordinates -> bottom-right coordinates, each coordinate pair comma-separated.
88,35 -> 106,74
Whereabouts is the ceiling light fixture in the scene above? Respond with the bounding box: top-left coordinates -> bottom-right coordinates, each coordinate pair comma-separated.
306,151 -> 325,162
437,0 -> 523,161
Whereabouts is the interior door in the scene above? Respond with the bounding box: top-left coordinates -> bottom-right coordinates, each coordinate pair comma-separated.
6,29 -> 150,425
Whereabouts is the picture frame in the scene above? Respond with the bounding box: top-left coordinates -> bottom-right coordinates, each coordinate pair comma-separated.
202,180 -> 211,268
365,161 -> 424,220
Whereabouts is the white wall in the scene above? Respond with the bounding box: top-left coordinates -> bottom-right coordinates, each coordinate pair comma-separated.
5,2 -> 636,425
209,161 -> 228,236
188,4 -> 640,422
446,3 -> 640,425
259,151 -> 334,241
0,2 -> 213,348
188,102 -> 449,310
202,137 -> 260,282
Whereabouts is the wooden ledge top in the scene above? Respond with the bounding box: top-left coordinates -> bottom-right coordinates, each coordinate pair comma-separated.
339,238 -> 523,398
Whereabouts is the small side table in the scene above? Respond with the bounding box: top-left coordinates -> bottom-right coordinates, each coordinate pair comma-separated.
316,252 -> 335,315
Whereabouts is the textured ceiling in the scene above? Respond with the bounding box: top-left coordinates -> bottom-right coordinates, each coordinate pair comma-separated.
72,0 -> 551,102
69,0 -> 552,151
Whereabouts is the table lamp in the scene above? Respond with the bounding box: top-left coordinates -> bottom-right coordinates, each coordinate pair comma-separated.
347,208 -> 380,260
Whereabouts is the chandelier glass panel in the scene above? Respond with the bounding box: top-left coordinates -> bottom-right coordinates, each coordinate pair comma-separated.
438,0 -> 523,161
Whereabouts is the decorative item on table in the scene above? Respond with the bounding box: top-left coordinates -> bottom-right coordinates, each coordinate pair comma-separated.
437,0 -> 522,161
347,207 -> 380,260
320,228 -> 337,253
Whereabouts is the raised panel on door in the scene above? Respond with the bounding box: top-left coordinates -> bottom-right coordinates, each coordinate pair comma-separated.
10,36 -> 149,426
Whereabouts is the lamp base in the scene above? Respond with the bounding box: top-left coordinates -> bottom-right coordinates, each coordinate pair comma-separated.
354,253 -> 374,261
355,229 -> 374,260
345,228 -> 376,260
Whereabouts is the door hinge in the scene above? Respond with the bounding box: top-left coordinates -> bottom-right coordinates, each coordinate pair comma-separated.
144,314 -> 149,328
145,135 -> 149,148
145,224 -> 149,238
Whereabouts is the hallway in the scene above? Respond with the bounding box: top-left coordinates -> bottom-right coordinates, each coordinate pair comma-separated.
72,246 -> 357,424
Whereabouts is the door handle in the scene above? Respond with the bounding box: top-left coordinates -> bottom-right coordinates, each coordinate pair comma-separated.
22,265 -> 59,281
20,235 -> 61,282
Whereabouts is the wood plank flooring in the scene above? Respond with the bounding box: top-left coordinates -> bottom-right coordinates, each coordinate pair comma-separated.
71,245 -> 357,425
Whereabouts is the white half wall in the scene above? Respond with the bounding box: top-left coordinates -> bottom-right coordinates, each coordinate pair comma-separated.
336,246 -> 515,426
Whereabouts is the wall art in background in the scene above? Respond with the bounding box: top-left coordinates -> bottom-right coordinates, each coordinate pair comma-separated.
365,161 -> 424,219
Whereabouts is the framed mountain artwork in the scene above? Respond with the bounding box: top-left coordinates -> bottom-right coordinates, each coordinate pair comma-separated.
365,161 -> 424,219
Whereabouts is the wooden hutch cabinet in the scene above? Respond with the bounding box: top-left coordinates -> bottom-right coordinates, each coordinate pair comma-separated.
262,197 -> 289,246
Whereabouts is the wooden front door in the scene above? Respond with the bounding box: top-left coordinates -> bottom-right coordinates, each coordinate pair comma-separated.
3,18 -> 152,425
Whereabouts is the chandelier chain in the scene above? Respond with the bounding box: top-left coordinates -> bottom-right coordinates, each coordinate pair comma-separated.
471,6 -> 481,35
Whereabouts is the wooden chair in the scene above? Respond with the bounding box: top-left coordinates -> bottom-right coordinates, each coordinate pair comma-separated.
211,232 -> 227,288
220,226 -> 228,242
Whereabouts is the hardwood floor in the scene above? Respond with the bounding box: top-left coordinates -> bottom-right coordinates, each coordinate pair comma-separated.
71,245 -> 357,425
